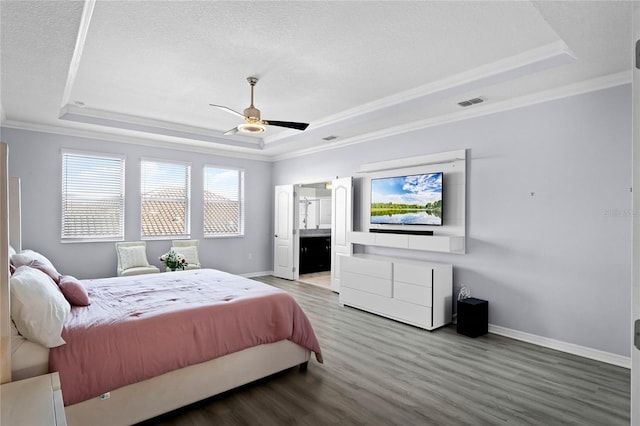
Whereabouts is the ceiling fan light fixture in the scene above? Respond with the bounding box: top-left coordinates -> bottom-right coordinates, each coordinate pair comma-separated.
237,123 -> 266,134
211,76 -> 309,136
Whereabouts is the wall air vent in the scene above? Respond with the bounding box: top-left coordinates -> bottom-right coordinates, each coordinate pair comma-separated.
458,97 -> 485,107
322,135 -> 338,141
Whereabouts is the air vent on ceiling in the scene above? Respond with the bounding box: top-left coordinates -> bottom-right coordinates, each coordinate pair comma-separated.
457,97 -> 485,107
322,135 -> 338,141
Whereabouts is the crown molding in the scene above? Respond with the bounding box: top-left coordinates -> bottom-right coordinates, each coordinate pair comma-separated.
59,0 -> 270,151
263,41 -> 576,146
59,104 -> 264,150
60,0 -> 96,109
270,71 -> 631,162
1,71 -> 630,163
56,39 -> 577,152
0,120 -> 270,162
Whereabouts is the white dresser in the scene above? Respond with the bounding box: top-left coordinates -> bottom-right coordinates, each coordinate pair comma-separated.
0,372 -> 67,426
339,254 -> 452,330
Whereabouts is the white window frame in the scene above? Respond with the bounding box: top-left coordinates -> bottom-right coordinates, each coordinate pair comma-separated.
61,149 -> 125,242
140,158 -> 191,240
203,165 -> 245,238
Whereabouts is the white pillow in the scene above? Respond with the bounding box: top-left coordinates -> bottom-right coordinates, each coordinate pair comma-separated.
172,246 -> 199,265
10,266 -> 70,348
118,245 -> 150,270
8,245 -> 16,261
11,249 -> 56,270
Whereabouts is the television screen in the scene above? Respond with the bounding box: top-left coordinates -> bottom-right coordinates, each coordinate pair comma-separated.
370,172 -> 443,226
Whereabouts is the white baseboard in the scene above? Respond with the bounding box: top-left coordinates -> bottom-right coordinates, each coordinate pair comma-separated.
243,275 -> 630,368
488,324 -> 631,369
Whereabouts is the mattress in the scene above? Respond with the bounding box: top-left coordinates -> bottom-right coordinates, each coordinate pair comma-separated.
49,268 -> 322,406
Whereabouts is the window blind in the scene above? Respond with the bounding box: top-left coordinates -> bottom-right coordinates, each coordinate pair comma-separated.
61,151 -> 125,241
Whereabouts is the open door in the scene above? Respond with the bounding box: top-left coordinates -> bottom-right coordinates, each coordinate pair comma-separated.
273,184 -> 299,280
631,8 -> 639,423
330,177 -> 353,292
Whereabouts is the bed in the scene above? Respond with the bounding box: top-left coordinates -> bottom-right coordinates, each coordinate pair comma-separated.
0,148 -> 322,426
9,261 -> 322,426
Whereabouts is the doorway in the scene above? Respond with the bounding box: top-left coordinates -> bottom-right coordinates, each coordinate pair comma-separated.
297,182 -> 332,289
273,177 -> 352,292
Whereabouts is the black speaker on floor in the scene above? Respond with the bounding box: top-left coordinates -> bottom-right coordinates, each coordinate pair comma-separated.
457,298 -> 488,338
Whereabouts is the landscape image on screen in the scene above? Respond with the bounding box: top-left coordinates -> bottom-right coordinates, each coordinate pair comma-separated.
370,172 -> 443,226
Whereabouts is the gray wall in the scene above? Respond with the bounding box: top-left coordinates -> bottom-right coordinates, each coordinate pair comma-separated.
2,128 -> 273,278
272,85 -> 632,357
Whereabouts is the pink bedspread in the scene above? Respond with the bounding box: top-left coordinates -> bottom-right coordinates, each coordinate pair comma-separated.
49,269 -> 322,406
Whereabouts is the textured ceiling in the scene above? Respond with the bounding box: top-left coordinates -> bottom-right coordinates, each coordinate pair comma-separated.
0,1 -> 634,160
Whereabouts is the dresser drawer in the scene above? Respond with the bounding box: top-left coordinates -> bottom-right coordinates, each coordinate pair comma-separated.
339,254 -> 451,331
394,263 -> 433,287
397,303 -> 432,329
394,281 -> 432,307
341,256 -> 392,280
341,270 -> 392,297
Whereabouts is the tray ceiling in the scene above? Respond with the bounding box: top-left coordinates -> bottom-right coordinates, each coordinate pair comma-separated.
0,1 -> 634,160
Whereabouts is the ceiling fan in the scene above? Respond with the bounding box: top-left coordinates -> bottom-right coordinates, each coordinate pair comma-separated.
210,77 -> 310,136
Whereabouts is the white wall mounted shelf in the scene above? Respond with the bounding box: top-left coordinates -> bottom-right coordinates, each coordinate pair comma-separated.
348,231 -> 464,254
355,149 -> 466,254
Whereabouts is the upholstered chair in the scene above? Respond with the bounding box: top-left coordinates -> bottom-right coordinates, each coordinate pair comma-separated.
170,240 -> 201,270
115,241 -> 160,277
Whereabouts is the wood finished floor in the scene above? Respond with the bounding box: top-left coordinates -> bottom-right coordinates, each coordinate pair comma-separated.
298,271 -> 331,289
139,276 -> 630,426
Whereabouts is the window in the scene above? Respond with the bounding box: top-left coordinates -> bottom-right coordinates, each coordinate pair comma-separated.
204,166 -> 244,237
61,151 -> 125,241
141,160 -> 191,238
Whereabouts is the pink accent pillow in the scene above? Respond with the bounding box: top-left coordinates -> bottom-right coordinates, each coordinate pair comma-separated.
58,275 -> 90,306
29,259 -> 61,284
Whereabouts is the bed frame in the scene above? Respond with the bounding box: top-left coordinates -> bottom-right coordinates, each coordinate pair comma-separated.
0,142 -> 311,425
65,340 -> 309,426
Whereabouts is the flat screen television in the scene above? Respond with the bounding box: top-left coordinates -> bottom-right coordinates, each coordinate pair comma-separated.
370,172 -> 443,226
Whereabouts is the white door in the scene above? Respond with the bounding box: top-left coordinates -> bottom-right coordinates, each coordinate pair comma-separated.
273,184 -> 298,280
330,177 -> 353,292
631,9 -> 639,423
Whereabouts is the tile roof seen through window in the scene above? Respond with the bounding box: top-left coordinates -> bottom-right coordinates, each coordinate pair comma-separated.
204,200 -> 239,235
62,199 -> 122,238
141,187 -> 240,236
63,187 -> 240,238
141,187 -> 188,236
141,200 -> 187,236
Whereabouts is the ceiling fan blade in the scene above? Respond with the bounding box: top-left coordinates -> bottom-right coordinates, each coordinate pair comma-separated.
209,104 -> 246,119
223,127 -> 239,136
262,120 -> 309,131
